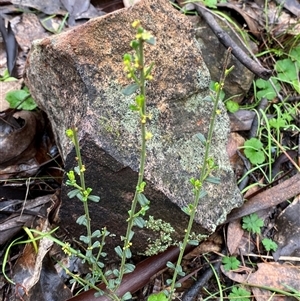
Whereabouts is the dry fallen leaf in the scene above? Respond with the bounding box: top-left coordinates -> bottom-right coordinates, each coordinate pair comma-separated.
222,262 -> 300,301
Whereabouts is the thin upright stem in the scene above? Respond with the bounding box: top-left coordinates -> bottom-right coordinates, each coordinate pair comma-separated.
118,39 -> 147,287
72,128 -> 92,250
168,49 -> 232,299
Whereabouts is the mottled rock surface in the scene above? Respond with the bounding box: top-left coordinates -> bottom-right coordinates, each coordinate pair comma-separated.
25,0 -> 242,255
191,16 -> 256,103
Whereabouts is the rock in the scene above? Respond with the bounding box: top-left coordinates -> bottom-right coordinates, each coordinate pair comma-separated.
25,0 -> 242,256
190,15 -> 257,103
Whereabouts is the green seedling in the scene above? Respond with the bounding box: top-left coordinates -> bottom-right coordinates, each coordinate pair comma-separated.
5,86 -> 37,110
243,138 -> 265,165
242,213 -> 264,234
228,286 -> 251,301
262,238 -> 278,252
222,256 -> 241,271
148,292 -> 168,301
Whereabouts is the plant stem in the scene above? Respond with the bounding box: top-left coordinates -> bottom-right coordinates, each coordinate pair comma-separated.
168,48 -> 232,299
72,128 -> 93,250
118,39 -> 147,286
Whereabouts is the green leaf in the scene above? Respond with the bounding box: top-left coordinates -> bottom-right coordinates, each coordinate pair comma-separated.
290,45 -> 300,67
92,241 -> 100,248
203,0 -> 218,8
226,100 -> 240,113
262,238 -> 278,252
129,104 -> 139,111
145,36 -> 156,45
133,216 -> 145,228
291,79 -> 300,93
0,69 -> 17,81
171,264 -> 185,276
6,89 -> 37,110
243,138 -> 265,164
112,269 -> 120,277
205,176 -> 220,184
125,248 -> 132,259
94,291 -> 105,297
121,292 -> 132,301
124,263 -> 135,274
87,194 -> 100,202
222,256 -> 240,271
114,246 -> 123,258
255,77 -> 280,100
188,240 -> 199,246
137,193 -> 150,206
79,235 -> 90,244
97,261 -> 105,268
104,270 -> 112,277
67,189 -> 80,198
199,189 -> 207,199
269,117 -> 286,130
147,292 -> 168,301
195,133 -> 206,145
91,230 -> 101,238
76,193 -> 85,202
166,261 -> 175,269
181,205 -> 191,216
242,213 -> 264,234
128,230 -> 134,242
144,62 -> 155,77
76,215 -> 87,226
275,58 -> 298,82
229,286 -> 250,301
122,83 -> 139,96
166,279 -> 172,286
203,95 -> 213,102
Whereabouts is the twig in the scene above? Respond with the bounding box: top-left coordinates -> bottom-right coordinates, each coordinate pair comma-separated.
226,172 -> 300,222
193,3 -> 272,80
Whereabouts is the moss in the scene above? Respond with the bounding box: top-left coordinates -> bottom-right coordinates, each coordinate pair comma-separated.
143,215 -> 176,256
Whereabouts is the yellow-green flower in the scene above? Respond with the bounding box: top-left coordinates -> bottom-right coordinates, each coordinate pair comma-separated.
62,242 -> 72,256
132,20 -> 140,28
145,132 -> 153,140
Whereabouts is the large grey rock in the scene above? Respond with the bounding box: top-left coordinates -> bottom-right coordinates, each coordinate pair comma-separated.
25,0 -> 242,255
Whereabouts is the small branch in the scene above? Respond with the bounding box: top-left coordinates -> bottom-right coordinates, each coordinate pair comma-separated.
226,172 -> 300,222
194,3 -> 272,80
